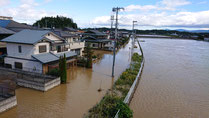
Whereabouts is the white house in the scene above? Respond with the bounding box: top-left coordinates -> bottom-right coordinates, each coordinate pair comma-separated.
1,29 -> 77,74
53,29 -> 85,56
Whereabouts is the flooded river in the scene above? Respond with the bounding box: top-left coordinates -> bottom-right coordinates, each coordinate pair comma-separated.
130,38 -> 209,118
0,41 -> 133,118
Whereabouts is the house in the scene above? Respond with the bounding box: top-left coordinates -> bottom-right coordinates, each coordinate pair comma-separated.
52,29 -> 85,56
1,29 -> 77,74
0,27 -> 15,55
204,37 -> 209,41
82,30 -> 112,50
0,16 -> 13,20
63,27 -> 79,34
0,19 -> 34,32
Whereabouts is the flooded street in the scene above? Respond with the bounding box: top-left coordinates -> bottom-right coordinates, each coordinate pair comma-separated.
0,41 -> 133,118
130,39 -> 209,118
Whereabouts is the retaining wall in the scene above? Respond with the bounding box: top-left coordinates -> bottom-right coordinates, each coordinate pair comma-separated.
17,77 -> 60,92
0,96 -> 17,113
0,67 -> 61,92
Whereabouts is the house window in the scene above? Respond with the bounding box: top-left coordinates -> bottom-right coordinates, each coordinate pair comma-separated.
75,49 -> 80,55
39,45 -> 47,53
18,46 -> 22,53
15,62 -> 23,69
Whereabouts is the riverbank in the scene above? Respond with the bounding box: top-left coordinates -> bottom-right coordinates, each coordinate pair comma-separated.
85,52 -> 143,117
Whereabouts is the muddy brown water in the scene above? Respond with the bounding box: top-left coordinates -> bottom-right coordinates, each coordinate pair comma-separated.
130,38 -> 209,118
0,41 -> 136,118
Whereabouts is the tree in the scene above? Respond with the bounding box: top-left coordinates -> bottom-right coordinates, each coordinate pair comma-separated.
83,43 -> 93,68
33,15 -> 77,29
59,54 -> 67,83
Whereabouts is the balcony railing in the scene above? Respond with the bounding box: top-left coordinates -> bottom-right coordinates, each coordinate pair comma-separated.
69,41 -> 85,49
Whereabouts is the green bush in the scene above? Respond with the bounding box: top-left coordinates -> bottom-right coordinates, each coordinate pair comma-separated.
117,101 -> 133,118
88,94 -> 133,118
88,95 -> 121,117
47,68 -> 60,77
92,55 -> 97,59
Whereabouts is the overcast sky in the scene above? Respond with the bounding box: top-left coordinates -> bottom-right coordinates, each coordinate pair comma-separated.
0,0 -> 209,30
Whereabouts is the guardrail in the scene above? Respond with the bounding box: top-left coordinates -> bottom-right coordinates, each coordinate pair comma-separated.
114,39 -> 145,118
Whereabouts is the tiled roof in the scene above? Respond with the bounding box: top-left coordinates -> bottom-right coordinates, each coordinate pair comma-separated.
85,30 -> 106,36
0,27 -> 15,34
53,29 -> 77,38
32,51 -> 77,64
63,27 -> 77,32
32,53 -> 58,64
1,29 -> 51,44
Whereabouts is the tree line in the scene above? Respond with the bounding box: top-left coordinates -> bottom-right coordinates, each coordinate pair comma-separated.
33,16 -> 77,29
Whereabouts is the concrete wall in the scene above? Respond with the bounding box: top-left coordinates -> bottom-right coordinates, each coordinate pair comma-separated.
4,57 -> 43,73
0,96 -> 17,113
17,77 -> 60,92
0,67 -> 61,91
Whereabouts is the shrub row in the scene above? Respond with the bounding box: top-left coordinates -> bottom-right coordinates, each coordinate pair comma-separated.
86,53 -> 142,118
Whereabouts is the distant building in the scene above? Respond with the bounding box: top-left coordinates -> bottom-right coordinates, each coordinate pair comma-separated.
0,19 -> 34,32
0,27 -> 15,55
63,27 -> 79,34
204,37 -> 209,41
1,29 -> 77,74
0,16 -> 13,20
53,29 -> 85,56
82,30 -> 112,50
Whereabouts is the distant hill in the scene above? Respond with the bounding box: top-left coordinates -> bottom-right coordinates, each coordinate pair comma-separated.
175,29 -> 209,33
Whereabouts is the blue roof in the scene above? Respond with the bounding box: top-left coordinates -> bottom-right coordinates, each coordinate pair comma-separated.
32,53 -> 58,64
0,20 -> 11,28
32,51 -> 77,64
1,29 -> 51,44
0,27 -> 15,34
55,51 -> 77,58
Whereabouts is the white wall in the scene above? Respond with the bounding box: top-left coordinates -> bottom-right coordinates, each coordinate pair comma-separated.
5,57 -> 43,73
34,42 -> 50,54
45,33 -> 63,42
7,43 -> 35,59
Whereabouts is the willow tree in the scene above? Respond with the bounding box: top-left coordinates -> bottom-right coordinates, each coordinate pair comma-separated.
83,43 -> 93,68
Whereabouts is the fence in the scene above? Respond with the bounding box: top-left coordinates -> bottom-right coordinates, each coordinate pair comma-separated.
0,86 -> 15,102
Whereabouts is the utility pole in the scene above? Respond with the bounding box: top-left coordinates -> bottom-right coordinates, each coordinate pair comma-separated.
131,21 -> 137,57
112,7 -> 124,77
110,15 -> 114,39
